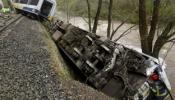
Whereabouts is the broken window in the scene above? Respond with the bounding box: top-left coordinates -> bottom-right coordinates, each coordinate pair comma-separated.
40,1 -> 53,16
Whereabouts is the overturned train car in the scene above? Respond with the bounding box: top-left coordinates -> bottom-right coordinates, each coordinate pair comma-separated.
52,21 -> 171,100
11,0 -> 56,20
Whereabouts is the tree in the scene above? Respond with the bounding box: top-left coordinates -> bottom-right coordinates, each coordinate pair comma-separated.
107,0 -> 113,38
85,0 -> 102,34
108,0 -> 137,41
139,0 -> 175,58
86,0 -> 92,32
65,0 -> 70,23
139,0 -> 150,54
92,0 -> 102,33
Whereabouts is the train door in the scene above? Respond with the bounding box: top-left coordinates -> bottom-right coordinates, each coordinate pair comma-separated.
40,0 -> 52,17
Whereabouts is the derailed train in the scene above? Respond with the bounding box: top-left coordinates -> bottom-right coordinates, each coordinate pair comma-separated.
8,0 -> 172,99
11,0 -> 57,20
52,21 -> 172,100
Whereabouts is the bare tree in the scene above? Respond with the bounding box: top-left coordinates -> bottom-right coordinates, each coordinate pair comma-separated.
85,0 -> 132,40
107,0 -> 113,38
109,2 -> 138,41
153,22 -> 175,57
139,0 -> 175,58
86,0 -> 92,32
92,0 -> 102,33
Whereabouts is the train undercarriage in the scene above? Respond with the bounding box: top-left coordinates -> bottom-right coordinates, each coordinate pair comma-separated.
50,20 -> 171,99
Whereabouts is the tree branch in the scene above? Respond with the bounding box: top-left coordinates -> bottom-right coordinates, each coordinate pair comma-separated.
110,20 -> 127,40
148,0 -> 161,52
167,38 -> 175,43
81,16 -> 89,25
113,25 -> 136,42
92,0 -> 102,34
152,22 -> 174,58
153,36 -> 166,58
86,0 -> 92,32
167,31 -> 175,39
161,42 -> 175,66
161,22 -> 174,37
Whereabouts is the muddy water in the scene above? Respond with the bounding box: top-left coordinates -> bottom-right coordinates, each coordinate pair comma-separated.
56,12 -> 175,96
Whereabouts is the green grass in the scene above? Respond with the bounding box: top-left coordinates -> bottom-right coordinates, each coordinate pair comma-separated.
57,0 -> 175,24
40,23 -> 73,80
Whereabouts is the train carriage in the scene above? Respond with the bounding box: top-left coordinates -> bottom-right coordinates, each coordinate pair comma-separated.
11,0 -> 56,20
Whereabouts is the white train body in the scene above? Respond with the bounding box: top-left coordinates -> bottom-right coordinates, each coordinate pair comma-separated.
11,0 -> 57,20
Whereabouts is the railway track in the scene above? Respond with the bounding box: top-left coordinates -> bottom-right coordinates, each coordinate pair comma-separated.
0,14 -> 23,32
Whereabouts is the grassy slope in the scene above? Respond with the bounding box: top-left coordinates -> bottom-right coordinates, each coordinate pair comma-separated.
39,23 -> 72,80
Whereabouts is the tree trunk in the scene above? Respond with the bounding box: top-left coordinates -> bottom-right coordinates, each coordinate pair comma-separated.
86,0 -> 92,32
92,0 -> 102,34
139,0 -> 150,54
107,0 -> 113,38
138,0 -> 175,58
148,0 -> 160,52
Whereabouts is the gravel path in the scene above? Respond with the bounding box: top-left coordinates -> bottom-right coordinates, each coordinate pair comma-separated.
0,16 -> 64,99
0,16 -> 111,100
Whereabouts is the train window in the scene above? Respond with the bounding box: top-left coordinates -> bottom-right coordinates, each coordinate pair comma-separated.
40,1 -> 53,17
20,0 -> 28,4
29,0 -> 39,5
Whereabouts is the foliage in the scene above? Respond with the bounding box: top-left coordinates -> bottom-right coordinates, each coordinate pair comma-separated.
57,0 -> 175,58
57,0 -> 175,24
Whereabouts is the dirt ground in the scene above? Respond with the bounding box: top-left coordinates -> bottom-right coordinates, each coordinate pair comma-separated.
56,11 -> 175,98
